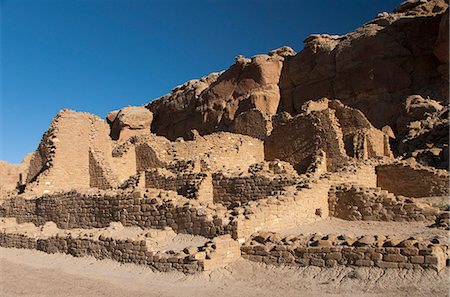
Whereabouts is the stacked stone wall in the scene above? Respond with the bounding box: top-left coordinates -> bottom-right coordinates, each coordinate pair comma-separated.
376,163 -> 449,197
241,232 -> 448,271
0,183 -> 330,242
265,109 -> 348,173
231,181 -> 330,240
212,173 -> 300,208
133,132 -> 264,173
0,190 -> 231,238
328,184 -> 442,222
144,169 -> 213,202
0,230 -> 240,273
324,163 -> 378,188
23,110 -> 123,195
135,142 -> 166,171
89,150 -> 117,190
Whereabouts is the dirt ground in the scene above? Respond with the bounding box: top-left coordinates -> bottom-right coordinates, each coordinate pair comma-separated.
1,247 -> 449,297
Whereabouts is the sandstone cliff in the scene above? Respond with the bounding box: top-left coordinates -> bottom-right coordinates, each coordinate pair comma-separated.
144,0 -> 448,168
279,0 -> 448,132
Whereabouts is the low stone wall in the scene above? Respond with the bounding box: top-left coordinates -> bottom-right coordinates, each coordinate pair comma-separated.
0,225 -> 240,273
0,189 -> 231,238
212,173 -> 299,208
145,169 -> 213,202
241,232 -> 448,271
328,184 -> 442,222
376,163 -> 449,198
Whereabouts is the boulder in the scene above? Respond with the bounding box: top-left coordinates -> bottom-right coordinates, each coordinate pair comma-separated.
108,106 -> 153,141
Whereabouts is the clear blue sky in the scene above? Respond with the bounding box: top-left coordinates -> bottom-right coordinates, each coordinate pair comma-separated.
1,0 -> 399,164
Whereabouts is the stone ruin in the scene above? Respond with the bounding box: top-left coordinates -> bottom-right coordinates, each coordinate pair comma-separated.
1,0 -> 449,274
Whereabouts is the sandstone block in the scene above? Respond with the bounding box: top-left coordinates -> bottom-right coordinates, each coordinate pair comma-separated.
383,254 -> 407,263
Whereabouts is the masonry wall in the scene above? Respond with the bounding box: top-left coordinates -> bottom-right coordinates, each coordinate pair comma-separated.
0,182 -> 329,242
231,180 -> 331,240
171,132 -> 265,172
135,142 -> 166,171
328,184 -> 442,222
133,132 -> 265,173
89,150 -> 117,190
376,163 -> 449,198
111,144 -> 137,185
265,109 -> 348,173
0,232 -> 240,273
325,163 -> 377,188
212,173 -> 300,208
0,190 -> 231,238
241,232 -> 448,271
145,169 -> 213,202
24,110 -> 122,195
328,100 -> 392,159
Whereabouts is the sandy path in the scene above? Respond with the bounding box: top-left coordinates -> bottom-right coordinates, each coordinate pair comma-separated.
1,247 -> 449,297
280,218 -> 449,240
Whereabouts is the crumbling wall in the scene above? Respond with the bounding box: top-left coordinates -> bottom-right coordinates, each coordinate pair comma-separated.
89,150 -> 117,189
300,98 -> 393,160
144,169 -> 213,202
328,100 -> 393,159
376,163 -> 449,197
0,222 -> 240,273
132,132 -> 264,173
135,142 -> 167,172
23,110 -> 120,194
0,189 -> 232,238
241,232 -> 448,271
212,173 -> 299,208
328,184 -> 442,222
265,109 -> 348,173
170,132 -> 264,172
110,143 -> 137,184
0,156 -> 31,197
324,162 -> 378,188
231,180 -> 330,240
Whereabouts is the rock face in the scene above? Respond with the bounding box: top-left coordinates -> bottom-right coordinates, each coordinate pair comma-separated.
396,95 -> 444,136
145,72 -> 221,141
278,0 -> 449,131
398,106 -> 449,169
147,48 -> 295,140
